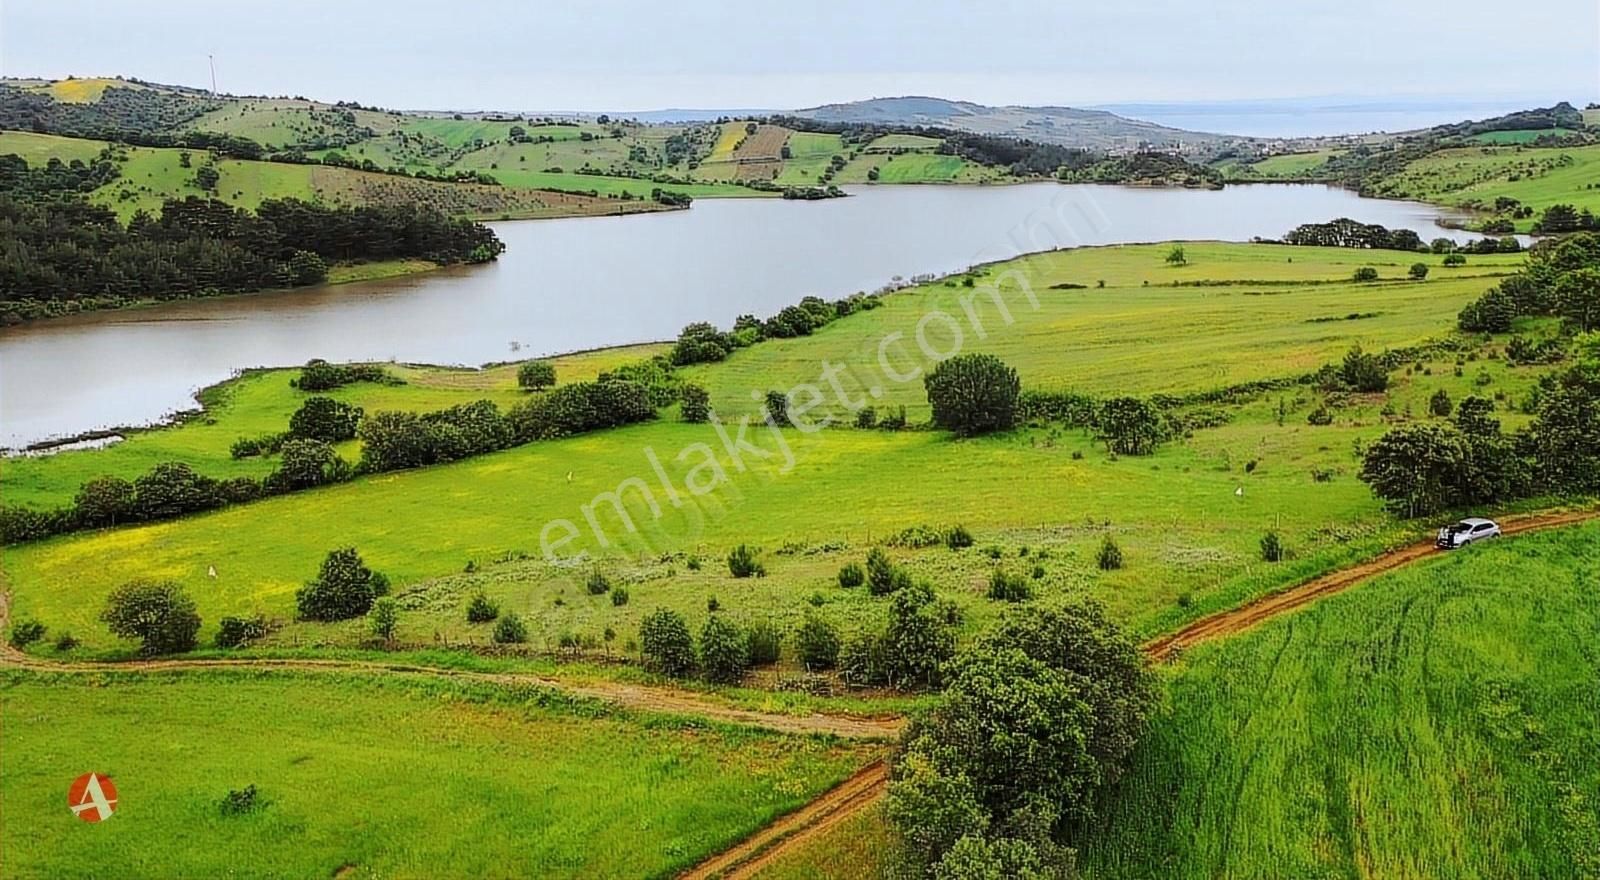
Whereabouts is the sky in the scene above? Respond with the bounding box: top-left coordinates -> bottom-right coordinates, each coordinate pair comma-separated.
1,0 -> 1596,113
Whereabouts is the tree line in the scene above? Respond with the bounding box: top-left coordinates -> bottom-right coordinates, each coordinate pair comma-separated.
0,192 -> 504,322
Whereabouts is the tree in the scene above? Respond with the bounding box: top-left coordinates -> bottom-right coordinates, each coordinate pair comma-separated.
493,612 -> 528,644
924,354 -> 1021,436
1340,345 -> 1389,392
465,592 -> 499,623
1554,268 -> 1600,332
699,615 -> 748,683
1260,530 -> 1285,562
132,461 -> 222,520
288,396 -> 362,441
1165,244 -> 1187,266
295,547 -> 389,621
1443,253 -> 1467,267
640,608 -> 695,676
1353,266 -> 1379,282
680,384 -> 711,423
796,616 -> 841,669
1359,423 -> 1471,517
1458,288 -> 1516,333
866,547 -> 909,595
882,582 -> 957,689
1096,397 -> 1163,455
194,164 -> 220,192
1096,535 -> 1123,571
270,438 -> 347,490
368,597 -> 399,643
1409,262 -> 1429,280
101,580 -> 201,655
728,544 -> 766,578
73,475 -> 136,527
517,360 -> 556,391
1429,388 -> 1453,417
1523,362 -> 1600,492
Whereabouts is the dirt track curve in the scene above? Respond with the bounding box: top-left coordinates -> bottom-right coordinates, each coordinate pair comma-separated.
675,506 -> 1599,878
4,508 -> 1594,878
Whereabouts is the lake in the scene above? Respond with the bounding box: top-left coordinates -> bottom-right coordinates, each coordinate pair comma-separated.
0,182 -> 1490,448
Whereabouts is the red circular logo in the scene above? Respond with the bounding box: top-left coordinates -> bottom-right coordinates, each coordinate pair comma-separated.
68,773 -> 118,822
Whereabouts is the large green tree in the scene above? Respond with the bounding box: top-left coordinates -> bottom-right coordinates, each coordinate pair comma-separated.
924,354 -> 1021,436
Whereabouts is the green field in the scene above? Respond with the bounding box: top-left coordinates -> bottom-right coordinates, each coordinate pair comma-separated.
0,130 -> 105,165
1468,128 -> 1580,145
0,669 -> 874,879
1373,143 -> 1600,230
773,132 -> 846,185
1076,522 -> 1600,879
1,243 -> 1552,656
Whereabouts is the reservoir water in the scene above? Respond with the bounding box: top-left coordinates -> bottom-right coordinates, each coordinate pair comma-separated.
0,182 -> 1489,448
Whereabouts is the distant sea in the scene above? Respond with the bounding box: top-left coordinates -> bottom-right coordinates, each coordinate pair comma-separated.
1093,97 -> 1580,139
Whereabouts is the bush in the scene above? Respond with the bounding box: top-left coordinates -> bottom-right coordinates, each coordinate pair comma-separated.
945,524 -> 974,549
611,586 -> 630,606
368,597 -> 399,643
133,461 -> 224,520
1444,253 -> 1467,267
1306,405 -> 1334,426
764,390 -> 790,427
1096,397 -> 1164,455
288,396 -> 362,442
746,620 -> 782,666
101,580 -> 201,655
53,631 -> 79,652
1340,345 -> 1389,393
866,547 -> 909,595
796,616 -> 841,670
73,475 -> 136,527
1409,262 -> 1430,280
295,547 -> 389,622
987,569 -> 1033,602
640,608 -> 695,675
837,562 -> 865,588
465,592 -> 500,623
679,383 -> 711,423
1260,531 -> 1285,563
924,354 -> 1021,436
585,569 -> 612,595
728,544 -> 765,578
492,612 -> 528,644
8,618 -> 45,649
700,615 -> 749,683
268,438 -> 349,491
1353,266 -> 1379,282
1459,288 -> 1516,333
853,407 -> 878,429
215,614 -> 268,648
1429,388 -> 1453,417
881,583 -> 957,689
840,631 -> 888,687
517,360 -> 556,391
1097,535 -> 1124,571
218,784 -> 264,816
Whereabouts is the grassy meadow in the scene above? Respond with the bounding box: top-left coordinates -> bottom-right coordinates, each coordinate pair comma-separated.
1075,522 -> 1600,879
1,243 -> 1558,658
1372,143 -> 1600,230
0,669 -> 877,879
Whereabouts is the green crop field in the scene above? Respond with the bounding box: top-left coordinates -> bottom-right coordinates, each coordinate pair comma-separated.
864,134 -> 944,152
0,669 -> 875,879
834,152 -> 990,184
0,130 -> 105,165
1,243 -> 1553,657
1373,144 -> 1600,230
1076,522 -> 1600,879
1468,128 -> 1581,144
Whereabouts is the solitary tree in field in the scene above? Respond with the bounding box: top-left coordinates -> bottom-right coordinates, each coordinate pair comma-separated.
924,354 -> 1021,436
1409,263 -> 1430,280
101,580 -> 201,655
517,360 -> 556,391
296,547 -> 389,621
1165,244 -> 1187,266
1096,398 -> 1163,455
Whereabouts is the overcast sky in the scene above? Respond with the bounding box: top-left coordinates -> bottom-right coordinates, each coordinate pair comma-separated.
2,0 -> 1596,112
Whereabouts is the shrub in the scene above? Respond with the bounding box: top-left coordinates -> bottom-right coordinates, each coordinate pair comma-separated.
465,592 -> 500,623
746,620 -> 782,666
215,614 -> 268,648
1097,535 -> 1124,571
840,631 -> 888,687
101,580 -> 201,655
268,438 -> 348,491
1340,345 -> 1389,393
517,360 -> 556,391
1459,288 -> 1516,333
73,475 -> 136,527
987,569 -> 1033,602
492,612 -> 528,644
853,406 -> 878,429
669,322 -> 733,366
1429,388 -> 1453,417
288,396 -> 362,442
367,597 -> 399,643
924,354 -> 1021,436
866,547 -> 910,595
218,785 -> 264,816
295,547 -> 389,622
8,618 -> 45,649
728,544 -> 765,578
640,608 -> 695,676
700,615 -> 750,683
945,524 -> 974,549
764,390 -> 791,427
133,461 -> 224,520
1097,397 -> 1164,455
586,569 -> 612,595
1307,405 -> 1334,426
679,383 -> 711,423
796,616 -> 841,670
1353,266 -> 1379,282
611,586 -> 630,606
878,405 -> 908,430
1444,253 -> 1467,267
1409,262 -> 1429,280
881,583 -> 957,689
837,562 -> 866,588
1260,531 -> 1285,563
53,631 -> 79,652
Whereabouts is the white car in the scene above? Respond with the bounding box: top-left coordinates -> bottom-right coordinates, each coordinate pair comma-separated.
1436,517 -> 1501,549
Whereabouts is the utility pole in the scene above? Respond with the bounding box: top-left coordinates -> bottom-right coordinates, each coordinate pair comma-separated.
209,55 -> 217,96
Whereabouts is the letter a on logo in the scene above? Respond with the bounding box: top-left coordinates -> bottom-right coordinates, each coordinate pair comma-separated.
68,773 -> 118,822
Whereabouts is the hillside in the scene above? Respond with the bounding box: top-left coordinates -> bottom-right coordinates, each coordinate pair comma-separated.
790,95 -> 1239,152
